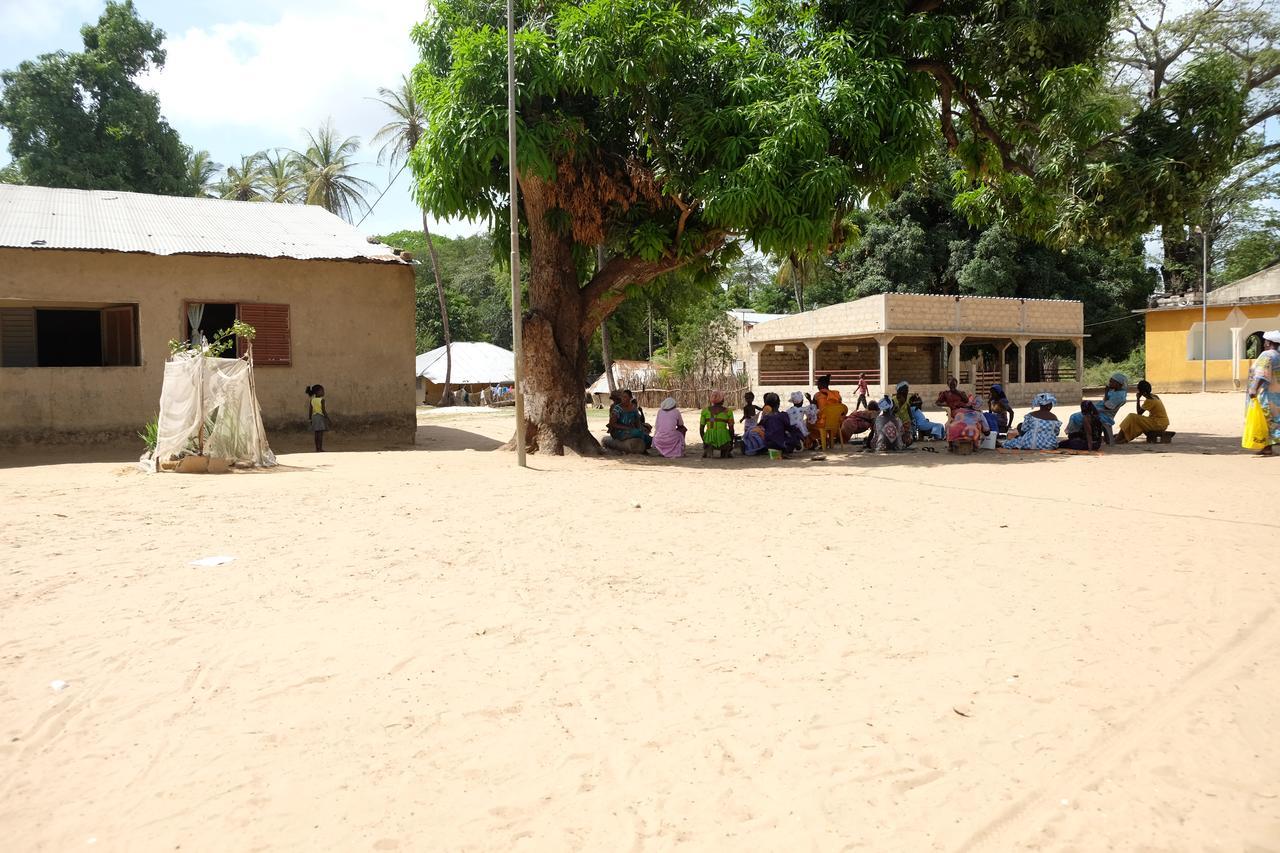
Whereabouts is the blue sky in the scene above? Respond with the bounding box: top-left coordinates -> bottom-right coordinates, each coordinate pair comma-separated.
0,0 -> 483,239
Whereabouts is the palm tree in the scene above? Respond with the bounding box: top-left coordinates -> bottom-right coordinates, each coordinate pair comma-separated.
260,148 -> 301,203
186,150 -> 221,198
218,153 -> 268,202
371,74 -> 455,406
775,252 -> 820,312
292,120 -> 374,223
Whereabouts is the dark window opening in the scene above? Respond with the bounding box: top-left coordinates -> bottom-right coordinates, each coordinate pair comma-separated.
0,304 -> 139,368
188,302 -> 237,347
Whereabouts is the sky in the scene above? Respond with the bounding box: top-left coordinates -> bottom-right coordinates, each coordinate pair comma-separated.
0,0 -> 483,239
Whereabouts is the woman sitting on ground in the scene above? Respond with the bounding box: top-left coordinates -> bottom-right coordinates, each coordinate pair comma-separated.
909,393 -> 945,440
946,394 -> 991,452
699,391 -> 735,458
761,392 -> 804,456
605,389 -> 653,452
1003,392 -> 1062,450
1115,381 -> 1169,444
652,397 -> 687,458
870,397 -> 907,452
786,392 -> 812,445
840,400 -> 879,444
1061,401 -> 1104,451
935,377 -> 968,417
987,384 -> 1015,433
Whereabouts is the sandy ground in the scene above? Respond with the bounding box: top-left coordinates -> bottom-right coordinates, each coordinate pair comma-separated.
2,393 -> 1278,852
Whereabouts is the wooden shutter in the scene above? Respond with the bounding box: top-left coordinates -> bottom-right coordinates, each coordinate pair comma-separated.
0,308 -> 38,367
238,303 -> 291,365
101,306 -> 138,366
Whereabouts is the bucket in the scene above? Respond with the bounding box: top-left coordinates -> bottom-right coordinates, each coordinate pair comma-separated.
983,412 -> 1000,432
767,449 -> 782,460
980,431 -> 997,450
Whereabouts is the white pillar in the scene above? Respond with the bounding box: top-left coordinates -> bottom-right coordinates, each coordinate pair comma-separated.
748,341 -> 765,389
1230,327 -> 1244,388
876,334 -> 894,397
1014,337 -> 1029,394
804,339 -> 819,387
946,335 -> 964,383
1074,337 -> 1085,385
999,342 -> 1011,386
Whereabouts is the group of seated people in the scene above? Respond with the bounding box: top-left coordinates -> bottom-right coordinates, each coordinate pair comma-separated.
602,372 -> 1171,458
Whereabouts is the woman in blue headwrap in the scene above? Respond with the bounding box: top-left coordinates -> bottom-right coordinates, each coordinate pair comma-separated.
1003,392 -> 1063,450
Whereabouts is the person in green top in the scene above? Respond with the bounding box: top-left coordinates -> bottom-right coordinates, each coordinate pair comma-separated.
700,389 -> 735,458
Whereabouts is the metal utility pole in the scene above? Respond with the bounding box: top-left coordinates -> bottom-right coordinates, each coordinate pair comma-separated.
507,0 -> 526,466
1195,225 -> 1207,393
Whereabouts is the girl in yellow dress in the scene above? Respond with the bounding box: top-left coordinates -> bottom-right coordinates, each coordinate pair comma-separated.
1115,380 -> 1169,444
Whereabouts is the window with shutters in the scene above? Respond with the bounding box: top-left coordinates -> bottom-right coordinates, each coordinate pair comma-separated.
183,301 -> 291,366
0,303 -> 139,367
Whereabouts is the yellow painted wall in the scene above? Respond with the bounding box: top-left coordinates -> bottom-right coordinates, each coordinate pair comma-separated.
0,248 -> 417,443
1144,302 -> 1280,392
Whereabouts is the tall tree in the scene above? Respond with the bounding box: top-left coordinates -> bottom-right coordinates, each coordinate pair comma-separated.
217,153 -> 267,202
293,120 -> 374,222
372,74 -> 455,405
186,150 -> 220,198
0,1 -> 192,195
412,0 -> 1121,453
260,149 -> 302,203
1108,0 -> 1280,293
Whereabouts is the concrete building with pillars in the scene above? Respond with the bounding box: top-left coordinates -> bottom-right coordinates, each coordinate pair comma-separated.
745,293 -> 1085,405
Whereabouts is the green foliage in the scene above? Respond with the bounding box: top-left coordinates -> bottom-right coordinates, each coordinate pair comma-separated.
377,229 -> 511,351
186,150 -> 220,198
1222,227 -> 1280,283
673,297 -> 735,378
0,161 -> 24,185
292,120 -> 374,222
0,1 -> 193,195
1082,349 -> 1146,388
217,153 -> 268,201
829,154 -> 1157,361
168,320 -> 256,358
138,416 -> 158,452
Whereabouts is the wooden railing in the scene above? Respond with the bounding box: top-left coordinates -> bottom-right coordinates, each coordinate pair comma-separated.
759,369 -> 881,385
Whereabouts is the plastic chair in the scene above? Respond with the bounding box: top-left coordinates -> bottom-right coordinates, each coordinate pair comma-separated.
818,405 -> 847,449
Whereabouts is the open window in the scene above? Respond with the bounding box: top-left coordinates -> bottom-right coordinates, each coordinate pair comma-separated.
184,301 -> 291,366
0,303 -> 139,367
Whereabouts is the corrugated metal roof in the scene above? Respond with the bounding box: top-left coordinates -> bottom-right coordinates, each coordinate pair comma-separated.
0,184 -> 407,263
727,308 -> 788,325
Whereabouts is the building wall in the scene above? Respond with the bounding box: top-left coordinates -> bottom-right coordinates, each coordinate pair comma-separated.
0,248 -> 416,444
1144,302 -> 1280,392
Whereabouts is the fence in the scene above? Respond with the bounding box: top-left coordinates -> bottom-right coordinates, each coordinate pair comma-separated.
759,369 -> 881,386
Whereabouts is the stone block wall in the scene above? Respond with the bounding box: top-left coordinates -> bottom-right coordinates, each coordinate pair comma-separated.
1024,300 -> 1083,334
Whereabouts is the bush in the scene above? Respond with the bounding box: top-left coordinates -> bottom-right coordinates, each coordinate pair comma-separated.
139,416 -> 158,452
1083,348 -> 1145,387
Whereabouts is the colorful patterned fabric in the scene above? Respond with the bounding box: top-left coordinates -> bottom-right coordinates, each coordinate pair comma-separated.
1246,350 -> 1280,448
1003,414 -> 1062,450
871,412 -> 905,451
946,408 -> 988,447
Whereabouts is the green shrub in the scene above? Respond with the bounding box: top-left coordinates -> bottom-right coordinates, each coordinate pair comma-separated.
139,416 -> 158,452
1083,349 -> 1146,387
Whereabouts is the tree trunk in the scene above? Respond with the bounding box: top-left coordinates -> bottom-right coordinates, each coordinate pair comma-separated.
422,208 -> 454,406
511,174 -> 721,455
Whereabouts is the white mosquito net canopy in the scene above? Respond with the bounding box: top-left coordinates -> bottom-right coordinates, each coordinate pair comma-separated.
141,351 -> 276,471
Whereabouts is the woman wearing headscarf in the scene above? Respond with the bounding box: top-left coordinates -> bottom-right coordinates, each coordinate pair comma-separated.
946,393 -> 991,452
987,384 -> 1015,433
1061,401 -> 1104,451
908,393 -> 945,440
699,390 -> 734,458
1245,330 -> 1280,456
652,397 -> 687,458
787,391 -> 810,441
1003,392 -> 1063,450
1097,373 -> 1129,427
870,396 -> 907,452
935,377 -> 968,416
607,389 -> 652,451
1115,380 -> 1170,444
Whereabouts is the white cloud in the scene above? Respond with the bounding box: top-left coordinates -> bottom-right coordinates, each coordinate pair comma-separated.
0,0 -> 97,41
143,1 -> 424,143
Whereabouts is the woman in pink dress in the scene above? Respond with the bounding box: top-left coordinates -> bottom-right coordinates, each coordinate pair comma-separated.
652,397 -> 687,458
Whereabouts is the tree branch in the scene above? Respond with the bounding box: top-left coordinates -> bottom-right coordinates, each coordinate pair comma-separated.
907,60 -> 1033,176
578,233 -> 727,337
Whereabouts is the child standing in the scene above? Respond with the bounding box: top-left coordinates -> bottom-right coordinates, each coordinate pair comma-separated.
306,384 -> 329,451
855,372 -> 869,410
739,391 -> 761,430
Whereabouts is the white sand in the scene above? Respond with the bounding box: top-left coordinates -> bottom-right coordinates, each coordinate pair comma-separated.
2,393 -> 1278,851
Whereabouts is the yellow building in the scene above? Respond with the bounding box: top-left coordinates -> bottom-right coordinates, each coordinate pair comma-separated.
0,185 -> 417,444
1140,262 -> 1280,392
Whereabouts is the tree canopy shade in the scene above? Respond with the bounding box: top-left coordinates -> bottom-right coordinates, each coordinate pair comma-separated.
0,1 -> 192,196
409,0 -> 1123,452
